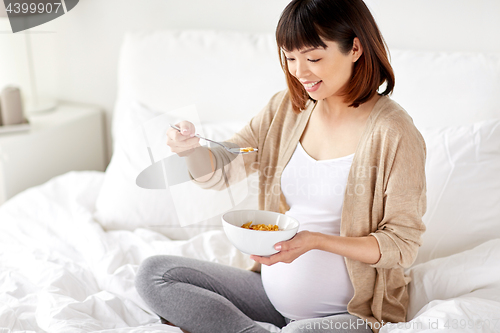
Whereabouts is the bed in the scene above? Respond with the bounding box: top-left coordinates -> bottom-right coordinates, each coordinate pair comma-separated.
1,29 -> 500,333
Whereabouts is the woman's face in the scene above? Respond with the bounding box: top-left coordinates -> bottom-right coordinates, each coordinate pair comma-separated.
283,38 -> 362,102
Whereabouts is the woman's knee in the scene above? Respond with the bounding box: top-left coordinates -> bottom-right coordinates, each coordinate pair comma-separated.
135,255 -> 174,299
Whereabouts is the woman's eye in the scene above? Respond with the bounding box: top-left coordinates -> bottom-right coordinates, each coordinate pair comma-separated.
285,57 -> 320,62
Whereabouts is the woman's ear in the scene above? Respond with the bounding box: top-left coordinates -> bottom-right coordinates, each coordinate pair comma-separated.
352,37 -> 363,62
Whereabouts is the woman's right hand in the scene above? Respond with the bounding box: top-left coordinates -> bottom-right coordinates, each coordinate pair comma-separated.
166,121 -> 201,157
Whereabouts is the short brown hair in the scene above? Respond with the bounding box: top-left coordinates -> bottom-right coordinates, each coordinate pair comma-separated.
276,0 -> 395,113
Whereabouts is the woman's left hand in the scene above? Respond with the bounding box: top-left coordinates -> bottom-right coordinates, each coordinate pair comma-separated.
250,231 -> 317,266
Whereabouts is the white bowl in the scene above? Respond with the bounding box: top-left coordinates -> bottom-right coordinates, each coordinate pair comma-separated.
222,210 -> 300,256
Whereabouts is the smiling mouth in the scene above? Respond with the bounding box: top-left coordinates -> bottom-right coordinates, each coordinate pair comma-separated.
303,81 -> 322,88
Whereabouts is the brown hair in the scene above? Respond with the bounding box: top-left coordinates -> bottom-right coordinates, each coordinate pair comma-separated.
276,0 -> 395,112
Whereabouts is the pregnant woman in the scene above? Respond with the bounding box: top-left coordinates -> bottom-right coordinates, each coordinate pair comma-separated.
135,0 -> 427,332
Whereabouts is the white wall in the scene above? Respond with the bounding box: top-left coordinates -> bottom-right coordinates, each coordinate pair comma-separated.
1,0 -> 499,164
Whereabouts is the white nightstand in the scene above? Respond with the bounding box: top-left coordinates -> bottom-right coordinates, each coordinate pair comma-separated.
0,103 -> 106,204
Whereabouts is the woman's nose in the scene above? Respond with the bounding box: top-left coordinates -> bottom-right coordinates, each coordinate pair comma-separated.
294,60 -> 309,78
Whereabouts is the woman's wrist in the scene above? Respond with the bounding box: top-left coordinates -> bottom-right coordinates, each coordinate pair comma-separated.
308,231 -> 324,251
185,146 -> 215,182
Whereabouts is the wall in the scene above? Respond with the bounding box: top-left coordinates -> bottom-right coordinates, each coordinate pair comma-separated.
1,0 -> 499,164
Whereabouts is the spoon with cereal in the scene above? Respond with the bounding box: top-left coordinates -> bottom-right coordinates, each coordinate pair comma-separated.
170,124 -> 258,155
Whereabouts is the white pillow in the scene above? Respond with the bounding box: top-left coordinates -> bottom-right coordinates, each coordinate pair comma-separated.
94,101 -> 259,240
115,29 -> 286,128
414,118 -> 500,265
390,50 -> 500,130
407,239 -> 500,320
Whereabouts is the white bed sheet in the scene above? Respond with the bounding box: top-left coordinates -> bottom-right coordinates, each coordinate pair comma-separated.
0,171 -> 268,333
1,171 -> 499,333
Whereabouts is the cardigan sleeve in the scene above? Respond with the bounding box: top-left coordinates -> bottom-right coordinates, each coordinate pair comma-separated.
369,120 -> 427,269
189,90 -> 286,191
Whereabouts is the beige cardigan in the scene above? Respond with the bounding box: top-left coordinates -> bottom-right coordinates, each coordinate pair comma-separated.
191,90 -> 427,332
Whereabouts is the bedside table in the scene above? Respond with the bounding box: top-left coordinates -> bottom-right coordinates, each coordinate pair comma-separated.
0,103 -> 106,204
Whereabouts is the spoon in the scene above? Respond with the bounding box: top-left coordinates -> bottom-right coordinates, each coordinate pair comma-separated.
169,124 -> 258,155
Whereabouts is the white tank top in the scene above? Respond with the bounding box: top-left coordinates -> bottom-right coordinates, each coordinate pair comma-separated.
261,141 -> 355,320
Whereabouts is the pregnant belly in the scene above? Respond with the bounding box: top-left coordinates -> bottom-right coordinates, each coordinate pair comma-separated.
261,249 -> 354,320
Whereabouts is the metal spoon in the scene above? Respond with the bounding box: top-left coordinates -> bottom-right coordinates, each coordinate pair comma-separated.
169,124 -> 258,155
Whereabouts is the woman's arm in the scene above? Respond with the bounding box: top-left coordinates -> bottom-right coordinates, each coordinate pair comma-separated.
250,231 -> 381,266
189,90 -> 287,191
314,233 -> 381,265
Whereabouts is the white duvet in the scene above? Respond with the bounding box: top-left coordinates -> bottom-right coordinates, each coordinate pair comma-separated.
1,172 -> 499,333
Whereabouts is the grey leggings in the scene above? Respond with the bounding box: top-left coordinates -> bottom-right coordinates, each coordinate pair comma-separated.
135,255 -> 374,333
